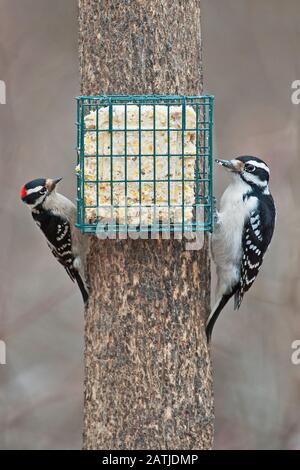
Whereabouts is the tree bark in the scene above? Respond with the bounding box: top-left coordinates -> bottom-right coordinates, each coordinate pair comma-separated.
79,0 -> 214,450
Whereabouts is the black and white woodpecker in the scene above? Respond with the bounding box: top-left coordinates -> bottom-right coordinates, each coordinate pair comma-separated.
207,156 -> 276,342
20,177 -> 89,303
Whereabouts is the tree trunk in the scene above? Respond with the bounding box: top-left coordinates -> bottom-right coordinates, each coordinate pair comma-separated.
79,0 -> 214,450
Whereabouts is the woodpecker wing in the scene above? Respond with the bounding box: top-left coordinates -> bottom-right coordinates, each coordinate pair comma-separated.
47,238 -> 75,283
45,221 -> 89,303
46,222 -> 76,282
234,211 -> 264,309
32,210 -> 76,282
235,195 -> 275,309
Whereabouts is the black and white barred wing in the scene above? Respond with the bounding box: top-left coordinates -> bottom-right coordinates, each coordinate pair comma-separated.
234,210 -> 264,310
45,219 -> 76,283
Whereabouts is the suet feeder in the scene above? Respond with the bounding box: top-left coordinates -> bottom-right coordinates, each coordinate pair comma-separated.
76,95 -> 214,234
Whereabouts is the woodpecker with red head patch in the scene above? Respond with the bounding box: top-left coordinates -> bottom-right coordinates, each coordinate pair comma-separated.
207,156 -> 276,342
20,177 -> 89,304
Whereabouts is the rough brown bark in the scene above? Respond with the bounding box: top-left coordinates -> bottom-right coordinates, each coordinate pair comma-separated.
79,0 -> 214,450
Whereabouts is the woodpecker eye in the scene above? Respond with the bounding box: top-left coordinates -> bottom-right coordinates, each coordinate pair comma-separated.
40,187 -> 47,194
245,164 -> 255,173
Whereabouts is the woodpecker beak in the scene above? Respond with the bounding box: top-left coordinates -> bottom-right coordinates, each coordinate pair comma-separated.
53,177 -> 63,186
46,177 -> 63,192
215,159 -> 244,173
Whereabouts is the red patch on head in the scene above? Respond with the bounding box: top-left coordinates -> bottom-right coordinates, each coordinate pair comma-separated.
20,185 -> 27,199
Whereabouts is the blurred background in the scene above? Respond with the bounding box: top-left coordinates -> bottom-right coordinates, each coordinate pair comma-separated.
0,0 -> 299,450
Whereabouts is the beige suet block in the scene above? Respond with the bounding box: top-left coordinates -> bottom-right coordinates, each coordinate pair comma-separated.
79,105 -> 197,225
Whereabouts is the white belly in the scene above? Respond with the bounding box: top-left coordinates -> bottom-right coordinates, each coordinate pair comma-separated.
212,179 -> 258,296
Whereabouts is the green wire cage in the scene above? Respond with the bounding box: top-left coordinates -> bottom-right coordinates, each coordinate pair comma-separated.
76,94 -> 214,234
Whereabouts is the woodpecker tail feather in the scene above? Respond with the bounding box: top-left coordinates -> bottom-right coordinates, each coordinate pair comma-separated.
74,272 -> 89,305
206,293 -> 233,343
234,288 -> 244,310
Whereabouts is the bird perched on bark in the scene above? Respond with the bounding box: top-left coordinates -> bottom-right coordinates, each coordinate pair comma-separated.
20,177 -> 89,303
207,156 -> 276,342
